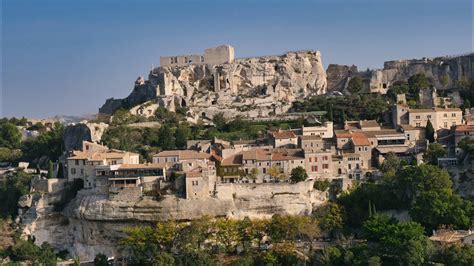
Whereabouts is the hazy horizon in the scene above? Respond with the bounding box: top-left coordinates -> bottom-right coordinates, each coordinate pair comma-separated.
2,0 -> 473,118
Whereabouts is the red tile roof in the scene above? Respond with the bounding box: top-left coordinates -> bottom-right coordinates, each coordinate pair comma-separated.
351,132 -> 370,146
455,125 -> 474,132
271,130 -> 296,139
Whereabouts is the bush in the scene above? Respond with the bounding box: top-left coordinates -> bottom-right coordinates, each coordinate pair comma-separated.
313,179 -> 331,191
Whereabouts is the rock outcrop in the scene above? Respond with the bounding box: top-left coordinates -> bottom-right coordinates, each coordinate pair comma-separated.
329,53 -> 474,94
63,122 -> 108,152
99,50 -> 327,119
19,181 -> 326,260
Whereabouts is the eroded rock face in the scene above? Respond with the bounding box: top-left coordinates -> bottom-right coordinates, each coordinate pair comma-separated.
326,64 -> 358,92
99,50 -> 328,119
330,54 -> 474,94
63,123 -> 108,152
20,181 -> 326,261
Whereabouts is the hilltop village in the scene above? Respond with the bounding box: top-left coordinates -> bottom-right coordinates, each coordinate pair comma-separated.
1,47 -> 474,264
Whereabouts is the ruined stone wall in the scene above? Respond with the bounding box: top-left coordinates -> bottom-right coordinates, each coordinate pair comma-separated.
204,45 -> 235,65
31,178 -> 67,193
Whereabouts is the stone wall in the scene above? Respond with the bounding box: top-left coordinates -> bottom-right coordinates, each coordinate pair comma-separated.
203,45 -> 235,65
108,187 -> 142,202
31,178 -> 67,193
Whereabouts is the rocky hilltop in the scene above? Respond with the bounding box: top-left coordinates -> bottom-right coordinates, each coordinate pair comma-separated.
327,53 -> 474,93
100,51 -> 473,119
100,50 -> 327,119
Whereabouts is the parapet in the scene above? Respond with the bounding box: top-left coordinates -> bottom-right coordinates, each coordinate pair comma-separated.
160,44 -> 235,67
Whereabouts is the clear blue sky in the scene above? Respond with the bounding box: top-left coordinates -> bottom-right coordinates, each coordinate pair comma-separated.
2,0 -> 473,118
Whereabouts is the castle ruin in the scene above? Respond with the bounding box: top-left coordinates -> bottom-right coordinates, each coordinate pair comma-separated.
159,45 -> 235,67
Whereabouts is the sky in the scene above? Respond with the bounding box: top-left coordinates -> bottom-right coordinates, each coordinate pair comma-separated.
1,0 -> 473,118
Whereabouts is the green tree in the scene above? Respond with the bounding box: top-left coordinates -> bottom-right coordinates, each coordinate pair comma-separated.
410,190 -> 472,231
408,73 -> 430,97
0,122 -> 21,149
362,214 -> 432,265
93,253 -> 109,266
0,148 -> 22,162
313,179 -> 331,191
347,76 -> 364,94
425,119 -> 435,143
434,244 -> 474,266
175,123 -> 191,149
463,99 -> 471,110
423,143 -> 446,165
57,162 -> 64,179
212,112 -> 227,131
158,126 -> 175,150
314,202 -> 344,235
289,166 -> 308,183
47,160 -> 54,179
380,152 -> 401,175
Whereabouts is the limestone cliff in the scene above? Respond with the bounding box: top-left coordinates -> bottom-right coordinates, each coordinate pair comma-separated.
63,122 -> 108,152
99,50 -> 327,119
19,181 -> 326,260
328,53 -> 474,94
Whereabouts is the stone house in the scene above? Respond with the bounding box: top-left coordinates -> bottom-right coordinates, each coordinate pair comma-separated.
153,150 -> 212,165
303,148 -> 334,179
185,167 -> 210,199
408,108 -> 462,130
270,130 -> 298,148
66,141 -> 140,189
301,121 -> 334,138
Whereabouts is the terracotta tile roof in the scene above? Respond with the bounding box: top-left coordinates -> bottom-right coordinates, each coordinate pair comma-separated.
185,167 -> 204,178
455,125 -> 474,132
67,149 -> 137,161
154,150 -> 211,160
335,130 -> 351,138
221,154 -> 243,166
351,132 -> 370,146
360,120 -> 380,128
271,130 -> 296,139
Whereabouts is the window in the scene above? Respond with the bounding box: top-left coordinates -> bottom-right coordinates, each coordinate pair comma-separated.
322,164 -> 329,169
427,115 -> 431,119
263,168 -> 266,174
311,166 -> 318,172
452,113 -> 456,117
364,147 -> 368,151
348,164 -> 352,170
75,160 -> 79,166
314,157 -> 318,162
358,147 -> 362,151
416,115 -> 420,119
323,156 -> 328,160
416,123 -> 421,127
444,113 -> 448,118
309,158 -> 312,162
71,168 -> 76,174
80,169 -> 84,175
444,122 -> 448,128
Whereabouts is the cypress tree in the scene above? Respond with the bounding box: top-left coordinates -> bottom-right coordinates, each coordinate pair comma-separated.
368,200 -> 373,217
425,119 -> 435,143
47,160 -> 54,179
57,162 -> 64,179
328,104 -> 334,122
